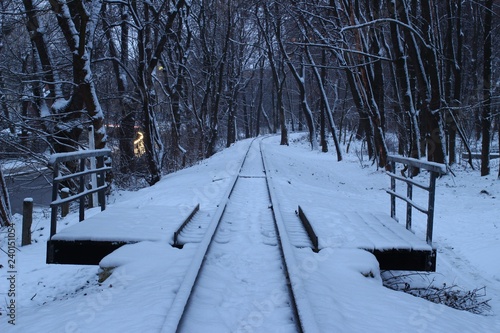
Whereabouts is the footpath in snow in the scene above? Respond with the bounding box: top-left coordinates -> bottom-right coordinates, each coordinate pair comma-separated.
1,134 -> 499,332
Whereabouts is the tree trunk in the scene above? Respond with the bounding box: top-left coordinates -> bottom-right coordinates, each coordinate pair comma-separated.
166,5 -> 191,168
0,72 -> 14,135
0,167 -> 11,227
226,87 -> 237,147
136,3 -> 160,185
421,1 -> 446,164
452,0 -> 465,165
255,56 -> 264,137
481,0 -> 493,176
103,4 -> 135,173
330,0 -> 381,161
306,46 -> 343,160
385,3 -> 413,158
143,102 -> 163,185
23,0 -> 57,99
131,0 -> 186,183
259,2 -> 288,145
243,92 -> 250,139
444,0 -> 456,165
320,93 -> 328,153
470,4 -> 482,141
49,0 -> 107,151
206,0 -> 232,157
278,77 -> 289,146
281,48 -> 318,150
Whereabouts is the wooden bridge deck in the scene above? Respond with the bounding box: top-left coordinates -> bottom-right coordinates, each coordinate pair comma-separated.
47,203 -> 435,271
298,206 -> 436,271
47,206 -> 197,265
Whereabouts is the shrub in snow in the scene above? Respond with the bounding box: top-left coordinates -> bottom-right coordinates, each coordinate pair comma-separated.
382,272 -> 491,315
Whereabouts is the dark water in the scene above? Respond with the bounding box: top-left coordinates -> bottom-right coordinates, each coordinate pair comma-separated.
5,170 -> 52,214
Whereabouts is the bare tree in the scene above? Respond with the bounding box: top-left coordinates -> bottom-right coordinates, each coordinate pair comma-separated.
161,3 -> 192,167
386,0 -> 420,161
256,1 -> 288,145
328,0 -> 388,166
102,2 -> 136,174
0,0 -> 498,194
47,0 -> 106,152
305,45 -> 342,160
418,0 -> 446,164
127,0 -> 186,184
225,5 -> 258,147
275,2 -> 318,150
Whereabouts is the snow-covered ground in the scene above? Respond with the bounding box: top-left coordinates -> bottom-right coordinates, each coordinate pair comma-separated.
1,134 -> 499,332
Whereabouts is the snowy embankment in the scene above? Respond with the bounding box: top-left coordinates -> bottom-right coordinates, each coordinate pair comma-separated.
1,134 -> 500,332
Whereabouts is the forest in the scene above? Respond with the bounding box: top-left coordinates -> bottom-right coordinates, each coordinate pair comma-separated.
0,0 -> 499,225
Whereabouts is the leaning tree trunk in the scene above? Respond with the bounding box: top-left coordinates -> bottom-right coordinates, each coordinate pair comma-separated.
306,46 -> 343,160
274,3 -> 318,149
330,1 -> 375,158
23,0 -> 58,99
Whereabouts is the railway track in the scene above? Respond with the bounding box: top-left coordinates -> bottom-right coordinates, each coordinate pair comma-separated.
160,138 -> 319,333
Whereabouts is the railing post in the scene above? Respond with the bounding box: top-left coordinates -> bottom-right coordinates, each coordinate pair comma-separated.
22,198 -> 33,246
60,188 -> 70,217
88,125 -> 98,208
97,155 -> 106,211
87,181 -> 94,208
50,162 -> 59,238
390,160 -> 396,219
79,157 -> 85,222
406,182 -> 413,230
426,171 -> 437,245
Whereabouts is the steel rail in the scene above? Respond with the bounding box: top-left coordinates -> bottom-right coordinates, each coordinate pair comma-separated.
160,139 -> 256,332
260,139 -> 321,333
160,137 -> 316,332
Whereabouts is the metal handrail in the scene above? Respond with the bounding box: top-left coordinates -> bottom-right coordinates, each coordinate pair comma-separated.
49,149 -> 111,238
386,155 -> 447,245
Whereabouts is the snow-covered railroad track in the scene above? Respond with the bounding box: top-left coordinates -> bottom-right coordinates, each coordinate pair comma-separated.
160,138 -> 318,333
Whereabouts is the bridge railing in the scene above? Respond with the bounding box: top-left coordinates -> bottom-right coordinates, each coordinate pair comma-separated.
386,155 -> 447,245
48,149 -> 112,238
